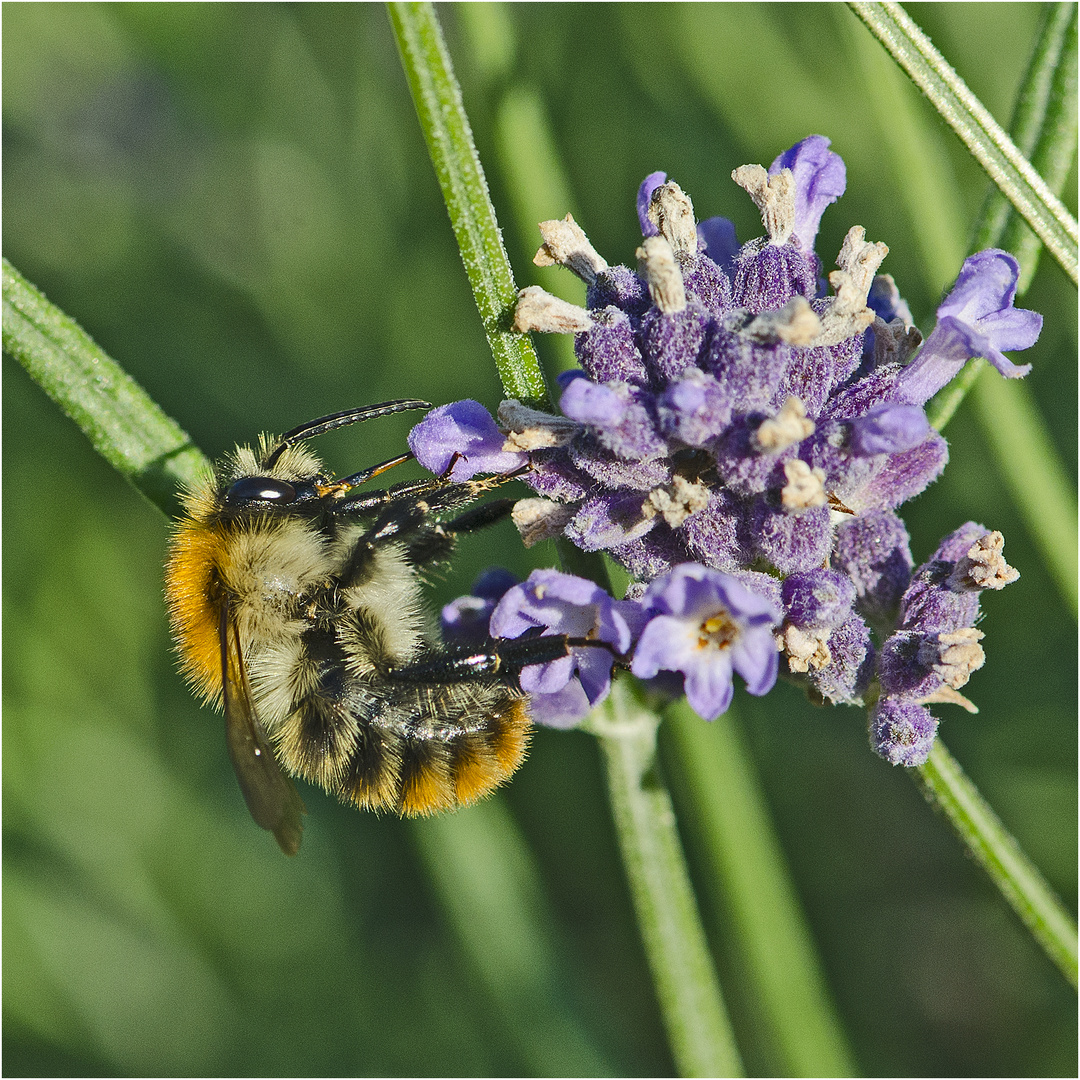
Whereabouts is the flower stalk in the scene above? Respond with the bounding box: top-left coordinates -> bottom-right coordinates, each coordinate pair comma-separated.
2,258 -> 206,517
590,680 -> 744,1078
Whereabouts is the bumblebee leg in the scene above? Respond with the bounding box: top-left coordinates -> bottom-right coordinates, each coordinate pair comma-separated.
386,634 -> 612,686
337,485 -> 517,586
404,499 -> 515,565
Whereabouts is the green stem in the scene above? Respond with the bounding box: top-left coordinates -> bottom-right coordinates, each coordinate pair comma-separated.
591,681 -> 744,1078
971,2 -> 1078,285
919,5 -> 1078,616
390,9 -> 741,1072
387,1 -> 549,409
915,741 -> 1078,988
2,258 -> 207,518
848,0 -> 1078,284
663,701 -> 857,1076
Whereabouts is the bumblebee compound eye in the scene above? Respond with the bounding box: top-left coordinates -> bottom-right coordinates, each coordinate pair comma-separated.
225,476 -> 298,505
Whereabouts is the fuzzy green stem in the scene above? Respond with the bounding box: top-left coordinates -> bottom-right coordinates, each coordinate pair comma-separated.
915,741 -> 1078,988
591,681 -> 744,1078
2,258 -> 207,518
387,2 -> 549,409
390,9 -> 740,1072
848,0 -> 1078,284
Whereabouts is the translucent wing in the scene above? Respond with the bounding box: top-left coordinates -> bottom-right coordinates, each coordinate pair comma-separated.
219,603 -> 306,855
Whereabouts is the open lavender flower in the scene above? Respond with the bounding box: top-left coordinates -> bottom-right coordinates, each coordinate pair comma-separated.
893,250 -> 1041,406
413,134 -> 1035,754
632,565 -> 780,720
489,569 -> 642,728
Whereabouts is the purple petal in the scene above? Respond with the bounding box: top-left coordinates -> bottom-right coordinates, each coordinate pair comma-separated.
731,630 -> 778,697
560,379 -> 628,427
684,652 -> 735,720
637,172 -> 667,236
849,403 -> 931,456
938,249 -> 1020,324
894,249 -> 1039,404
528,678 -> 594,729
575,649 -> 616,703
769,135 -> 846,251
976,307 -> 1043,355
565,491 -> 657,552
471,567 -> 519,602
867,274 -> 914,326
519,653 -> 576,695
697,216 -> 739,275
630,615 -> 698,678
408,400 -> 526,480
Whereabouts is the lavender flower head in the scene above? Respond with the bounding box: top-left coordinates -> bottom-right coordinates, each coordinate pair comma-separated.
412,134 -> 1035,757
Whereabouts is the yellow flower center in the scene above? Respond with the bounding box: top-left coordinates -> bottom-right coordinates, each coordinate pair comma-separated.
697,609 -> 738,651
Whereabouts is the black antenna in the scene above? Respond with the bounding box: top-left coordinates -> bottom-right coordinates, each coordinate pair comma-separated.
262,399 -> 431,469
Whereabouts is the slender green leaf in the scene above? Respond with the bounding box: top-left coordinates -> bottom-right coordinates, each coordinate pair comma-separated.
2,258 -> 206,518
387,2 -> 549,408
972,1 -> 1078,286
1001,2 -> 1078,293
591,681 -> 744,1078
915,741 -> 1078,988
917,5 -> 1078,619
848,0 -> 1078,284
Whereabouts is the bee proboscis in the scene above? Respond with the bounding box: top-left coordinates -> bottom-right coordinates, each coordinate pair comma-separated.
164,401 -> 574,854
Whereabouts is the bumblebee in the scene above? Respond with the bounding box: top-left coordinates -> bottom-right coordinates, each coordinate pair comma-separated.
164,401 -> 572,855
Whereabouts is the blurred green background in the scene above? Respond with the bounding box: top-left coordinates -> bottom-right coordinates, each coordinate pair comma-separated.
4,3 -> 1076,1076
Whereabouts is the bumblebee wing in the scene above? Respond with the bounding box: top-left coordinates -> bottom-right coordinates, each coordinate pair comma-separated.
219,603 -> 306,855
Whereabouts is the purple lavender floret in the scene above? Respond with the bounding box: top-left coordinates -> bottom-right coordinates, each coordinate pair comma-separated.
832,510 -> 914,623
869,698 -> 938,766
632,564 -> 781,720
808,614 -> 875,706
489,569 -> 642,728
769,134 -> 846,253
782,569 -> 856,629
731,237 -> 818,314
637,172 -> 668,237
441,568 -> 519,648
411,134 -> 1035,747
866,522 -> 1018,764
696,216 -> 739,278
409,400 -> 526,481
893,249 -> 1041,406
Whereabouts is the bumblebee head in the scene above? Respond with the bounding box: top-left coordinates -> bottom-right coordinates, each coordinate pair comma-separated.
192,399 -> 432,524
